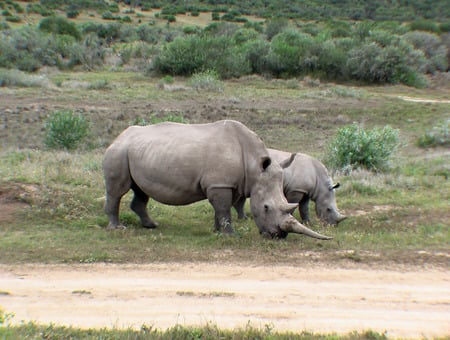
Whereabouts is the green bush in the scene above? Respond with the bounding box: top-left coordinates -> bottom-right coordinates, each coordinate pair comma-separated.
266,30 -> 316,76
44,110 -> 89,150
38,16 -> 81,40
326,123 -> 400,172
409,20 -> 440,33
66,9 -> 79,19
240,38 -> 270,74
345,36 -> 426,86
403,31 -> 448,73
153,35 -> 250,78
0,27 -> 53,71
68,33 -> 106,70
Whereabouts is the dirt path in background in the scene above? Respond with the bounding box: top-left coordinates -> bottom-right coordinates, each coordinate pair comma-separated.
1,263 -> 449,338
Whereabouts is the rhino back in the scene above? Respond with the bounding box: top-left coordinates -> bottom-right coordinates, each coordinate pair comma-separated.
109,120 -> 266,205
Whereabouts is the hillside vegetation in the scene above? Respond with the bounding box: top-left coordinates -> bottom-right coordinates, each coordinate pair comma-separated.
0,0 -> 449,87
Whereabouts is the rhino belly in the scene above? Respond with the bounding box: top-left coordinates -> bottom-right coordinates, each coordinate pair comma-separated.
129,160 -> 206,205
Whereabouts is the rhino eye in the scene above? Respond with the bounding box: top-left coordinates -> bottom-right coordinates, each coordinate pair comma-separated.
264,204 -> 269,213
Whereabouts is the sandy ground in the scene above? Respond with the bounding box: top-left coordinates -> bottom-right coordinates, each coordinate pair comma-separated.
1,263 -> 449,338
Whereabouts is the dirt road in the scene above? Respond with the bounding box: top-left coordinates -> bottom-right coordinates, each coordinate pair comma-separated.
1,263 -> 449,338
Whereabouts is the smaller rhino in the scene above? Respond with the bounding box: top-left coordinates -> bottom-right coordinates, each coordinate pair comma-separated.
234,149 -> 347,225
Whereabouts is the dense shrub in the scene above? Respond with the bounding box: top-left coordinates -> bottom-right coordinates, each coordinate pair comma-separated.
69,33 -> 106,70
0,26 -> 66,71
345,35 -> 426,86
409,20 -> 440,33
66,10 -> 79,19
326,124 -> 400,172
44,110 -> 89,150
315,38 -> 349,80
153,35 -> 250,78
403,31 -> 448,73
440,21 -> 450,33
240,38 -> 270,74
38,16 -> 81,40
266,30 -> 315,76
265,18 -> 289,40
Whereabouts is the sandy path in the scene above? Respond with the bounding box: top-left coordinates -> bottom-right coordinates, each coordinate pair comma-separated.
1,263 -> 449,338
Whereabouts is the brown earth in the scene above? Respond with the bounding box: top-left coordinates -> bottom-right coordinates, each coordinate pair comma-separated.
1,263 -> 449,338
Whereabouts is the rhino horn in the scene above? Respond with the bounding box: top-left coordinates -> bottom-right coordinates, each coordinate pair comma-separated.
337,213 -> 347,223
280,218 -> 333,240
283,202 -> 298,214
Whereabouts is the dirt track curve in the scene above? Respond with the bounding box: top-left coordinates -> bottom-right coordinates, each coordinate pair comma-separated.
1,263 -> 449,338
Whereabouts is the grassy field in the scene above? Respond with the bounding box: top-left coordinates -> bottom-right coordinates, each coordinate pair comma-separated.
0,70 -> 449,339
0,71 -> 449,268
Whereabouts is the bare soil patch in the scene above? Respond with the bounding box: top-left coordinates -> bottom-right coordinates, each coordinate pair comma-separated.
1,263 -> 449,338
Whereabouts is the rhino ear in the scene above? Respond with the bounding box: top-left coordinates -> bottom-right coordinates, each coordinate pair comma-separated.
280,153 -> 296,169
261,156 -> 271,171
332,183 -> 340,190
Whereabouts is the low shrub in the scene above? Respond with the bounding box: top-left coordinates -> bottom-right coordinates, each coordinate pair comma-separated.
326,123 -> 400,172
418,120 -> 450,148
0,68 -> 49,87
44,110 -> 89,150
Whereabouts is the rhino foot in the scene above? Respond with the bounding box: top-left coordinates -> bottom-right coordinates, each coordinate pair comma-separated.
142,221 -> 159,229
106,223 -> 127,231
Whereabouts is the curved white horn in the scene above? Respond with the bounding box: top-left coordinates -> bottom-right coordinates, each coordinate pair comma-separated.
280,219 -> 332,240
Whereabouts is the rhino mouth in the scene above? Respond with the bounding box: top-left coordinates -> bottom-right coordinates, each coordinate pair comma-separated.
260,227 -> 288,239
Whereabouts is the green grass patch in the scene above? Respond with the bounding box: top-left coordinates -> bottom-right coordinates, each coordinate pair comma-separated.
0,321 -> 389,340
0,75 -> 448,267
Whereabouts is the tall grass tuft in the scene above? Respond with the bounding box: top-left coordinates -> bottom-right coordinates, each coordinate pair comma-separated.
189,69 -> 224,92
44,110 -> 90,150
326,123 -> 400,172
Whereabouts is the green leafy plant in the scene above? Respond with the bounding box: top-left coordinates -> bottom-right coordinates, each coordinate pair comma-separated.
44,110 -> 89,150
326,123 -> 400,172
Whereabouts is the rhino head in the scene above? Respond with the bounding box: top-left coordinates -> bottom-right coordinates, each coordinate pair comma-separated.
250,156 -> 332,240
315,181 -> 347,225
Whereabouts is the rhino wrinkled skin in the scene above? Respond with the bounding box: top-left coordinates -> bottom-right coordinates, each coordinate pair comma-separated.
103,120 -> 331,240
235,149 -> 347,225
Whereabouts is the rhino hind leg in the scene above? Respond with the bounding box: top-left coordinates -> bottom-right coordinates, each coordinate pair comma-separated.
104,167 -> 131,230
105,195 -> 126,230
130,182 -> 159,228
207,187 -> 234,234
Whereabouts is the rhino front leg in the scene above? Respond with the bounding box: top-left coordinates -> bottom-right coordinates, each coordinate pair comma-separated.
233,195 -> 248,219
130,182 -> 158,228
299,196 -> 311,224
207,187 -> 234,234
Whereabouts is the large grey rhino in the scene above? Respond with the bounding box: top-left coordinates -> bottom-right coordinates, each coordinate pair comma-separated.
234,149 -> 347,225
103,120 -> 331,240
